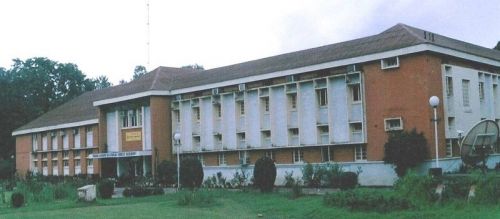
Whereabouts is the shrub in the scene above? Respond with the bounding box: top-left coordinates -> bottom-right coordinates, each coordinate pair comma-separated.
54,183 -> 76,200
180,157 -> 204,189
11,192 -> 25,208
472,174 -> 500,204
284,171 -> 295,188
230,168 -> 249,188
338,172 -> 358,190
123,188 -> 133,197
383,129 -> 429,177
442,175 -> 475,200
394,171 -> 438,206
98,179 -> 115,199
253,156 -> 277,192
157,160 -> 177,186
324,189 -> 412,212
177,190 -> 215,207
151,187 -> 165,195
33,185 -> 55,202
289,178 -> 303,199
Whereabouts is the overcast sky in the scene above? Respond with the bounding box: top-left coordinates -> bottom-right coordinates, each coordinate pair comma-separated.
1,0 -> 499,84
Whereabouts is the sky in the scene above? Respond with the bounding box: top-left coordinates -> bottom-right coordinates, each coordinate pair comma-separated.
1,0 -> 499,84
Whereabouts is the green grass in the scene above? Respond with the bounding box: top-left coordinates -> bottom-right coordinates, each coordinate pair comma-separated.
1,190 -> 499,219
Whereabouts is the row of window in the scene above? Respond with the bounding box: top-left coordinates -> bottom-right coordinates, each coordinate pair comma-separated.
32,126 -> 94,151
36,149 -> 93,160
38,159 -> 93,167
445,73 -> 499,108
192,145 -> 368,166
120,108 -> 143,128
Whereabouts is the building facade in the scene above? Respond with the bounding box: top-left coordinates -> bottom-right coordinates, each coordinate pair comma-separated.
13,24 -> 500,185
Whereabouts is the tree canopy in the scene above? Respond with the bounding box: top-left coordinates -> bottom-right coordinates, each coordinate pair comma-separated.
0,57 -> 110,161
383,129 -> 429,177
181,64 -> 204,70
494,41 -> 500,51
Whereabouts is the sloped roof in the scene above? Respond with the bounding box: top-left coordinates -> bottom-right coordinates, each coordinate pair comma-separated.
14,23 -> 500,134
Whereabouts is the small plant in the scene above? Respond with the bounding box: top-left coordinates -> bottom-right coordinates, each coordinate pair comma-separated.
11,192 -> 25,208
471,173 -> 500,204
289,178 -> 303,199
284,171 -> 295,187
98,179 -> 115,199
393,171 -> 438,206
123,188 -> 133,197
253,156 -> 276,192
338,172 -> 358,190
180,157 -> 204,189
324,189 -> 412,212
230,168 -> 249,188
177,190 -> 215,207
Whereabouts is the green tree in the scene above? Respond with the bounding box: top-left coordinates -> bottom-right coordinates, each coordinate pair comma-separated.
92,75 -> 112,89
494,41 -> 500,51
181,64 -> 204,70
0,57 -> 96,161
383,129 -> 429,177
133,65 -> 147,80
253,156 -> 277,192
180,157 -> 204,189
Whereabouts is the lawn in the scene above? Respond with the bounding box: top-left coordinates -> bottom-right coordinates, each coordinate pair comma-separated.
1,190 -> 499,219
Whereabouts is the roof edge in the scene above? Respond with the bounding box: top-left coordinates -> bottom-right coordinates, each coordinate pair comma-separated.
12,119 -> 99,136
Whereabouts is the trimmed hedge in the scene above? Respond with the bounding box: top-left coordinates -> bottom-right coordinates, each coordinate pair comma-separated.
324,189 -> 412,212
253,156 -> 276,192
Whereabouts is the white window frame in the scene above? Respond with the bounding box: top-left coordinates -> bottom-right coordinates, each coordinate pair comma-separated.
381,56 -> 400,69
351,83 -> 362,103
316,88 -> 328,107
288,93 -> 297,110
384,117 -> 403,131
355,145 -> 367,161
462,79 -> 470,107
479,81 -> 485,101
197,154 -> 205,166
321,147 -> 332,162
32,134 -> 38,151
120,108 -> 143,128
293,149 -> 304,163
446,139 -> 453,157
264,151 -> 274,160
446,76 -> 453,97
239,151 -> 250,165
218,153 -> 227,166
87,159 -> 93,167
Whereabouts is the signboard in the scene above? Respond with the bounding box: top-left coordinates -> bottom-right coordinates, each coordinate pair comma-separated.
125,131 -> 142,142
90,150 -> 152,159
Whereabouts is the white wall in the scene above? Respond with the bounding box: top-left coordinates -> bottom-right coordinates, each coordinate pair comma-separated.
329,77 -> 349,143
222,94 -> 236,149
180,101 -> 193,152
298,82 -> 317,145
106,111 -> 118,152
271,86 -> 287,146
201,98 -> 214,150
246,90 -> 261,148
143,106 -> 152,150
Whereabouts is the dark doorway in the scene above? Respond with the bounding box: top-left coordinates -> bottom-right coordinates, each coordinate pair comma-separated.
101,158 -> 117,178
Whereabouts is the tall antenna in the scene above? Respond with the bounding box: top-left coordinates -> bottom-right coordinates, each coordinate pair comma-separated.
146,0 -> 151,69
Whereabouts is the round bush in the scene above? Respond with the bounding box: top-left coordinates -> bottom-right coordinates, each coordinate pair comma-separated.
98,179 -> 115,199
253,156 -> 277,192
180,157 -> 204,189
11,192 -> 25,208
157,160 -> 177,186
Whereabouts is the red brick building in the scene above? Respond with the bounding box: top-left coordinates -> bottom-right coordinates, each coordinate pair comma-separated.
13,24 -> 500,185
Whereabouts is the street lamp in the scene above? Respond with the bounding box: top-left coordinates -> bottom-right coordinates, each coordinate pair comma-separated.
173,132 -> 181,190
429,96 -> 440,168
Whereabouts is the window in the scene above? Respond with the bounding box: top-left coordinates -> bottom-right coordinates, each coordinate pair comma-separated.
42,133 -> 48,151
448,117 -> 455,131
262,97 -> 270,113
265,151 -> 274,160
52,160 -> 58,168
214,134 -> 222,147
446,139 -> 453,157
316,89 -> 328,107
87,159 -> 93,167
75,160 -> 81,167
121,108 -> 143,128
74,150 -> 81,158
239,151 -> 250,165
51,152 -> 58,159
355,145 -> 367,161
351,123 -> 362,133
237,133 -> 246,148
51,133 -> 57,150
321,147 -> 332,162
42,161 -> 48,167
351,84 -> 362,102
318,126 -> 329,144
239,101 -> 245,115
193,107 -> 200,121
293,149 -> 304,163
87,149 -> 93,157
62,131 -> 69,149
63,151 -> 69,158
479,82 -> 485,101
174,110 -> 180,123
42,153 -> 48,159
446,76 -> 453,97
63,160 -> 69,167
86,126 -> 93,148
288,93 -> 297,110
32,134 -> 38,151
218,153 -> 226,165
384,118 -> 403,131
197,154 -> 205,166
215,104 -> 222,118
462,80 -> 470,107
381,56 -> 399,69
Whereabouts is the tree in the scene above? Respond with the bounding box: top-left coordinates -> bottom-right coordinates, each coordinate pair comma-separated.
181,64 -> 204,70
180,157 -> 204,189
156,160 -> 177,186
92,75 -> 112,90
494,41 -> 500,51
0,57 -> 98,161
133,65 -> 147,80
383,129 -> 429,177
253,156 -> 277,192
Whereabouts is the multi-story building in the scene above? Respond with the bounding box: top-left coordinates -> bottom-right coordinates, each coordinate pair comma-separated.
13,24 -> 500,185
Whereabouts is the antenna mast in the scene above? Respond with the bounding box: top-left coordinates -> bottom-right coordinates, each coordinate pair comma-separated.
146,0 -> 151,69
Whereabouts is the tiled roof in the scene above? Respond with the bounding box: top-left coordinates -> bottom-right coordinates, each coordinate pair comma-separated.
14,23 -> 500,133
